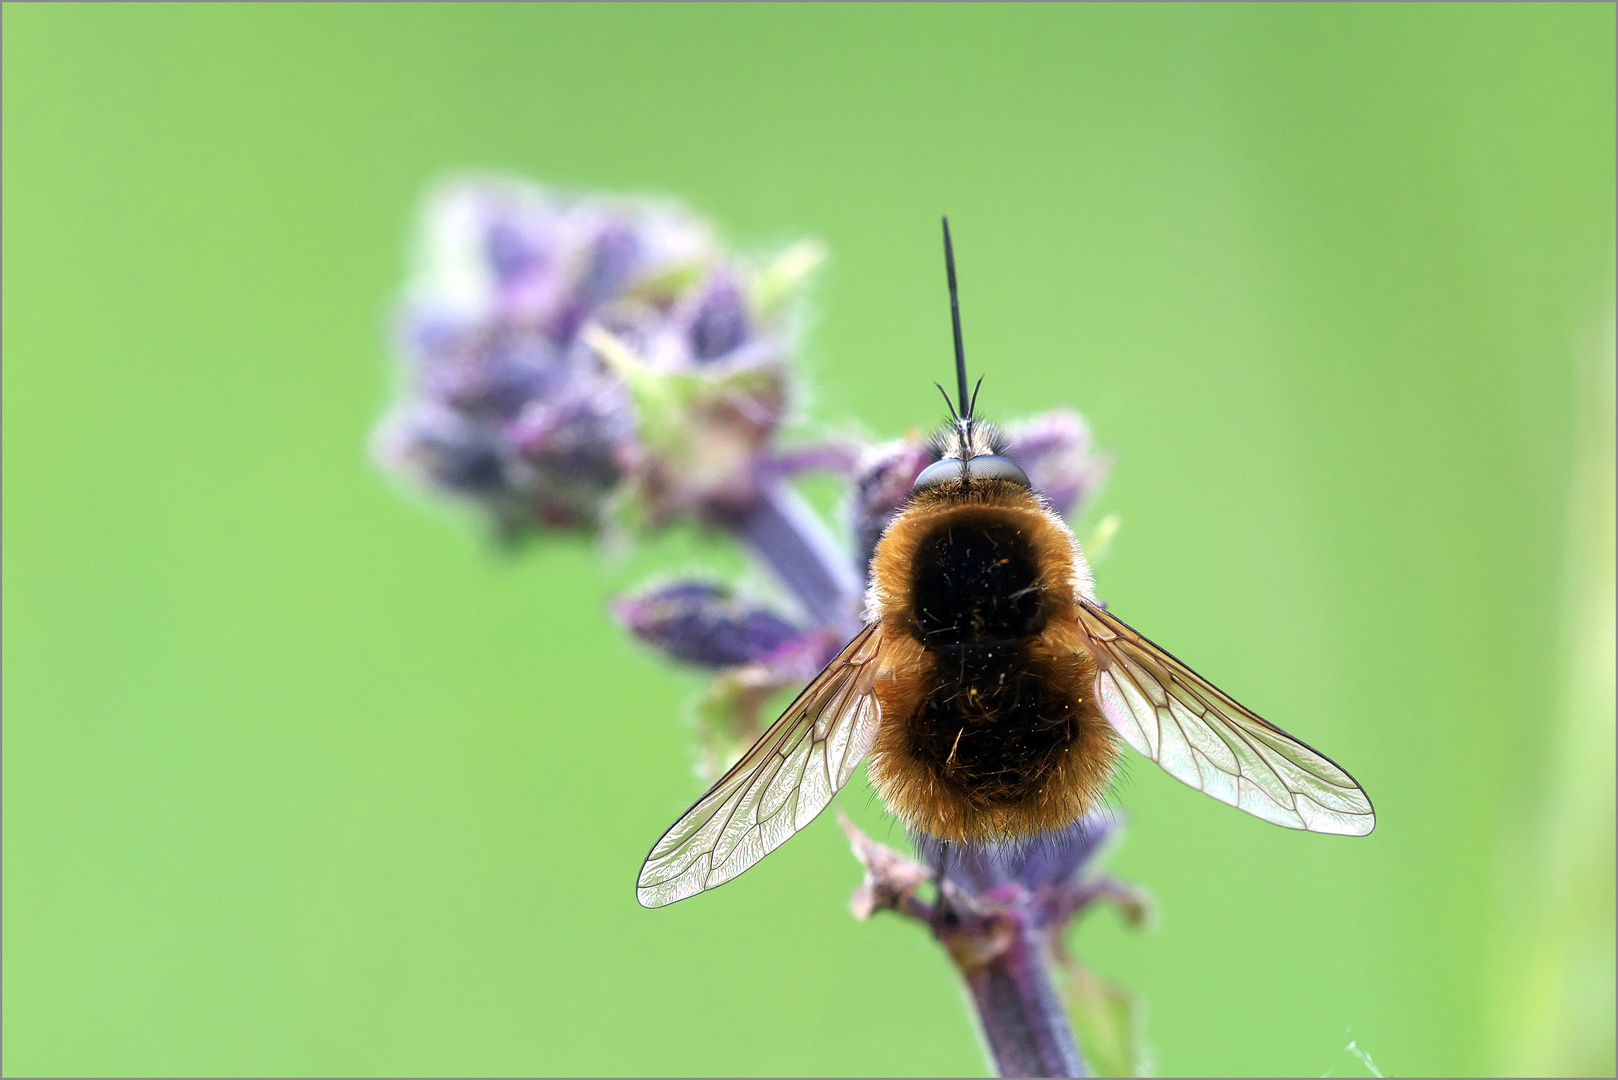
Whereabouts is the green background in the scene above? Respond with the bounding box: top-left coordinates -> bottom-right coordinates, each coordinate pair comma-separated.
5,4 -> 1614,1076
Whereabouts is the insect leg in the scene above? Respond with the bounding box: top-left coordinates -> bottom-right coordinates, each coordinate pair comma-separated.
929,840 -> 957,933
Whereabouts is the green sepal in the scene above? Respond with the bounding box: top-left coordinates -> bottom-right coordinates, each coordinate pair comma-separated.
1062,959 -> 1151,1078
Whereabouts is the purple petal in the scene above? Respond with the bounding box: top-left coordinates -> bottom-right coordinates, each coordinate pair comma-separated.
484,216 -> 551,285
849,438 -> 934,584
687,274 -> 752,362
612,581 -> 804,669
579,222 -> 643,306
401,307 -> 470,363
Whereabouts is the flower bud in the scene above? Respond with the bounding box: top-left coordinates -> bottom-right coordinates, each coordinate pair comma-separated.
686,273 -> 753,363
611,581 -> 803,670
1004,408 -> 1112,520
372,404 -> 532,533
848,437 -> 934,583
913,815 -> 1119,902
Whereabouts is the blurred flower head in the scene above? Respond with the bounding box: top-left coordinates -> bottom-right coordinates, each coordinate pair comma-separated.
373,180 -> 824,536
1003,408 -> 1112,521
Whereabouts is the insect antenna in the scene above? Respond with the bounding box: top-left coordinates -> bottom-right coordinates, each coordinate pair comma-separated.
933,381 -> 960,422
941,216 -> 971,426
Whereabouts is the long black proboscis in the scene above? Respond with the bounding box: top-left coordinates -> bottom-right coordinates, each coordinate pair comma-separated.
942,216 -> 970,421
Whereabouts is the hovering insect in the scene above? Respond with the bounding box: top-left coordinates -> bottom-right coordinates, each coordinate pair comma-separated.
636,219 -> 1374,908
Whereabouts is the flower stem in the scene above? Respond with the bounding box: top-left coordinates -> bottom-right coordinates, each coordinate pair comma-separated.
962,921 -> 1086,1078
734,480 -> 863,637
842,818 -> 1094,1079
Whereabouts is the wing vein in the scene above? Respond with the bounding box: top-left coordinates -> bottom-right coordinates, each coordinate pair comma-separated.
636,624 -> 887,907
1078,598 -> 1373,836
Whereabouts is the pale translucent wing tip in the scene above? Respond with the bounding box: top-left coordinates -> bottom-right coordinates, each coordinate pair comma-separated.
635,626 -> 884,907
1081,599 -> 1375,837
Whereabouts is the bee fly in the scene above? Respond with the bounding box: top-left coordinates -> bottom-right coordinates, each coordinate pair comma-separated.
637,219 -> 1374,908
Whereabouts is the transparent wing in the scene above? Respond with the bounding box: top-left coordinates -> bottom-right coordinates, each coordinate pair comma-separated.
1077,598 -> 1375,836
637,624 -> 885,907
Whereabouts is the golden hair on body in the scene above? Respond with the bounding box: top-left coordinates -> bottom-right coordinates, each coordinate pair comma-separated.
864,467 -> 1117,843
636,219 -> 1373,909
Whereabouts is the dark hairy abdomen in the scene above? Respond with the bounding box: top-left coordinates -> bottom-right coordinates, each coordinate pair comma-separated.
907,516 -> 1080,806
911,515 -> 1046,646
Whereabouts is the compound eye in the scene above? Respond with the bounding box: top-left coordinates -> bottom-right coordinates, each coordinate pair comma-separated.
912,458 -> 965,492
965,454 -> 1031,488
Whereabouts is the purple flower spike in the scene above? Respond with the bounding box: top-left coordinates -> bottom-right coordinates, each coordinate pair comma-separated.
612,581 -> 804,670
373,183 -> 1142,1077
376,180 -> 826,543
1005,409 -> 1113,520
